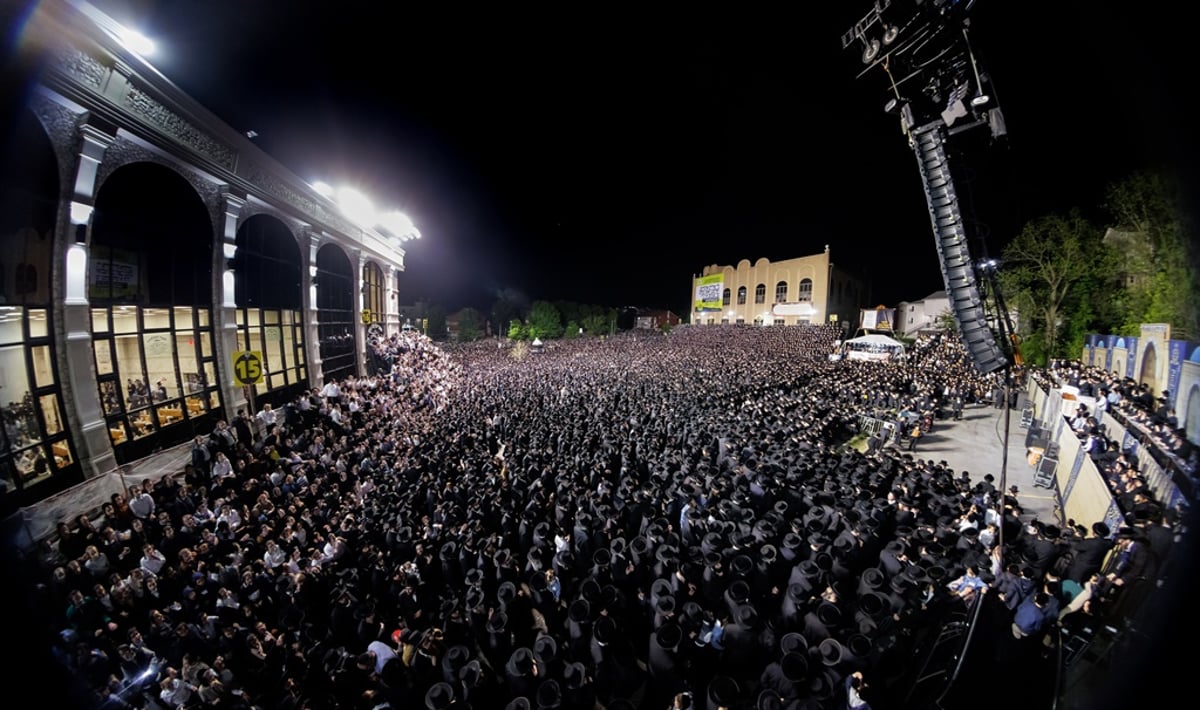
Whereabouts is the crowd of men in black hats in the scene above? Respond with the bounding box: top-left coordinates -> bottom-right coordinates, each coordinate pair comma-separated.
23,325 -> 1183,710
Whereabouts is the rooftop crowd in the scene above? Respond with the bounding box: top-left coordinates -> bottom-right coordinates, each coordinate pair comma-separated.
16,325 -> 1189,710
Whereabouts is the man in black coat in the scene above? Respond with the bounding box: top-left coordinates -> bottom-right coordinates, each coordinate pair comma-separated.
1140,511 -> 1176,585
233,409 -> 254,449
1026,524 -> 1065,580
1065,523 -> 1113,583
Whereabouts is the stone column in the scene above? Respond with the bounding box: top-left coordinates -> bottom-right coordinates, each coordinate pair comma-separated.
212,192 -> 246,419
385,264 -> 401,335
353,249 -> 366,377
61,123 -> 117,477
304,232 -> 324,388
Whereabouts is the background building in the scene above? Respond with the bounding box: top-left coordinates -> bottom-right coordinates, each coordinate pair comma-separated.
635,308 -> 681,330
690,246 -> 863,332
895,290 -> 951,337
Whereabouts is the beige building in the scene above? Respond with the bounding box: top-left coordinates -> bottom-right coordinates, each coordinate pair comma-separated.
690,246 -> 863,331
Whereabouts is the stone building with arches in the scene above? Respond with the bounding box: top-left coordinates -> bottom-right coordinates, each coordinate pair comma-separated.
1,2 -> 410,510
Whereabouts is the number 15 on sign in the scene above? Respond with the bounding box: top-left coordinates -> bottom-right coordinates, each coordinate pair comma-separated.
233,351 -> 264,385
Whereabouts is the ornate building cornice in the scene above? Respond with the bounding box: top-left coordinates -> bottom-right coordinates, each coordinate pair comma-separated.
123,85 -> 237,171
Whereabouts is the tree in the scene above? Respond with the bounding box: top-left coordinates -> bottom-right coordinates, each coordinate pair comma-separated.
491,288 -> 529,338
527,301 -> 563,339
456,307 -> 485,342
1000,211 -> 1109,362
581,312 -> 610,337
507,319 -> 529,341
563,320 -> 581,339
1102,171 -> 1200,339
426,304 -> 448,341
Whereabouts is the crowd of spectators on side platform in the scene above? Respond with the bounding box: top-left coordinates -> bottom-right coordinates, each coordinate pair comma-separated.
16,326 -> 1185,710
1034,359 -> 1197,528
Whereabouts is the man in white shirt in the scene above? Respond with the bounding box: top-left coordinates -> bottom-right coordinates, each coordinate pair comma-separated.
321,380 -> 341,403
255,404 -> 277,435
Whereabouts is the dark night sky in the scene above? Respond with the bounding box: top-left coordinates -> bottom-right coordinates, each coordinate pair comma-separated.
35,2 -> 1199,313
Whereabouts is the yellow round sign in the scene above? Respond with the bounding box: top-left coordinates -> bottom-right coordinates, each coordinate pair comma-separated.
232,350 -> 264,385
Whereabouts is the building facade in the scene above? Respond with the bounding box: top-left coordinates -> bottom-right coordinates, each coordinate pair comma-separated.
895,290 -> 951,337
690,246 -> 863,332
1,2 -> 410,510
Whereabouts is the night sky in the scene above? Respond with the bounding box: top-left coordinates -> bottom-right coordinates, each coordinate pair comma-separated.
21,2 -> 1198,313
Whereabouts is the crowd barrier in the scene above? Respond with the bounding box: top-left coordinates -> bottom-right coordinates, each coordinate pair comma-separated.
3,439 -> 192,552
1025,381 -> 1127,535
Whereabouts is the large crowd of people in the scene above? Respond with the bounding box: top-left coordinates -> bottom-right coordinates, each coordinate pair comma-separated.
12,325 -> 1191,710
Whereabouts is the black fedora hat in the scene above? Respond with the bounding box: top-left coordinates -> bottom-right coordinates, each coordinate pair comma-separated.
818,638 -> 843,666
534,635 -> 558,662
507,647 -> 535,677
580,578 -> 601,602
757,689 -> 783,710
926,565 -> 948,583
656,595 -> 676,615
651,577 -> 673,601
781,651 -> 810,682
1093,521 -> 1111,537
780,631 -> 808,656
737,605 -> 759,627
487,611 -> 509,634
814,551 -> 834,571
816,601 -> 842,627
498,581 -> 517,606
798,559 -> 821,579
563,661 -> 587,689
708,675 -> 740,707
593,616 -> 616,645
505,699 -> 531,710
760,544 -> 779,563
568,598 -> 590,623
426,682 -> 455,710
860,567 -> 885,591
782,532 -> 803,551
655,622 -> 682,650
809,672 -> 833,700
889,574 -> 914,595
465,568 -> 484,587
858,591 -> 888,619
536,679 -> 562,709
593,548 -> 612,567
459,659 -> 482,686
845,633 -> 872,660
728,579 -> 751,604
444,644 -> 470,669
